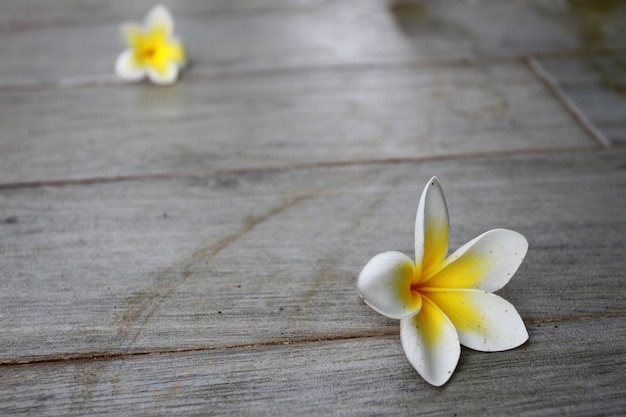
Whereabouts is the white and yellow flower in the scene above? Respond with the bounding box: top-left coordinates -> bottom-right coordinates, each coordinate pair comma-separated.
358,176 -> 529,386
115,5 -> 186,85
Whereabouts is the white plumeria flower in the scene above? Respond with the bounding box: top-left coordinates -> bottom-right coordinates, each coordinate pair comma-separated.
115,5 -> 186,85
358,176 -> 529,386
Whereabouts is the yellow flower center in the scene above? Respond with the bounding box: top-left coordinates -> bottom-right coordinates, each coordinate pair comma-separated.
143,46 -> 156,58
410,267 -> 484,341
125,24 -> 185,75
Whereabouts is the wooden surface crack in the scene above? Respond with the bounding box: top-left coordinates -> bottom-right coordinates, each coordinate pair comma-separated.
0,145 -> 604,190
0,331 -> 397,367
526,57 -> 611,148
115,194 -> 311,349
3,311 -> 624,367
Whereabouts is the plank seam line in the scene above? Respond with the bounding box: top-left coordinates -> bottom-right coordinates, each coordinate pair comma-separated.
526,312 -> 626,325
0,144 -> 605,190
0,57 -> 555,93
0,48 -> 621,93
2,313 -> 624,367
0,332 -> 398,367
526,57 -> 610,148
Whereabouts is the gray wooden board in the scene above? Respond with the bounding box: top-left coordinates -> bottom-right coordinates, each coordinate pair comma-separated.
0,62 -> 596,184
536,54 -> 626,145
2,0 -> 626,85
2,2 -> 624,415
1,149 -> 624,362
0,316 -> 624,416
0,0 -> 331,30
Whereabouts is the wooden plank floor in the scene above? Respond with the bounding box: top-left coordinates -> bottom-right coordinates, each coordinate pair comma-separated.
1,0 -> 625,415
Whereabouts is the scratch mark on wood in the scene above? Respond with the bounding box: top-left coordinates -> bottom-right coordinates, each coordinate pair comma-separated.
115,194 -> 312,349
0,331 -> 399,366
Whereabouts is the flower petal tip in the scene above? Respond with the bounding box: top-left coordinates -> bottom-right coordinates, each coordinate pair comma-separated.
415,175 -> 450,278
422,228 -> 529,291
358,251 -> 421,320
426,289 -> 529,352
115,50 -> 146,81
400,301 -> 460,386
147,64 -> 180,85
145,4 -> 174,33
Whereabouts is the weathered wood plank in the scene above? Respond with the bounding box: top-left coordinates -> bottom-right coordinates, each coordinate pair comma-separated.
1,2 -> 623,415
0,0 -> 328,31
2,0 -> 625,85
534,55 -> 626,145
0,63 -> 596,184
390,0 -> 626,56
1,149 -> 624,361
0,316 -> 624,416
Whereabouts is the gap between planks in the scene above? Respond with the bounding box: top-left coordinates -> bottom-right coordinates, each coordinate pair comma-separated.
0,332 -> 398,367
1,312 -> 623,367
0,49 -> 619,94
526,57 -> 610,148
0,145 -> 605,190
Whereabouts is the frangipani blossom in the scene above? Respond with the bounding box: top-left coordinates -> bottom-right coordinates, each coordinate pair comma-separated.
115,5 -> 186,85
358,177 -> 528,386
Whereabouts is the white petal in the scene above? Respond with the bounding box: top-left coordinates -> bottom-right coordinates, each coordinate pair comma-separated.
400,298 -> 460,386
145,4 -> 174,36
415,176 -> 449,280
423,289 -> 529,352
115,50 -> 146,81
357,251 -> 421,319
422,229 -> 528,291
147,63 -> 179,85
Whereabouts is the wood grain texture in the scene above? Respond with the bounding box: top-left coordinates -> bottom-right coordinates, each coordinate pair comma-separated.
0,62 -> 596,184
0,0 -> 330,31
0,316 -> 624,416
1,149 -> 624,362
1,1 -> 625,415
535,55 -> 626,145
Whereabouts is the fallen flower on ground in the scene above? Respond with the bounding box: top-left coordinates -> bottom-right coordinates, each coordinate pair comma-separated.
115,5 -> 186,85
358,176 -> 528,386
